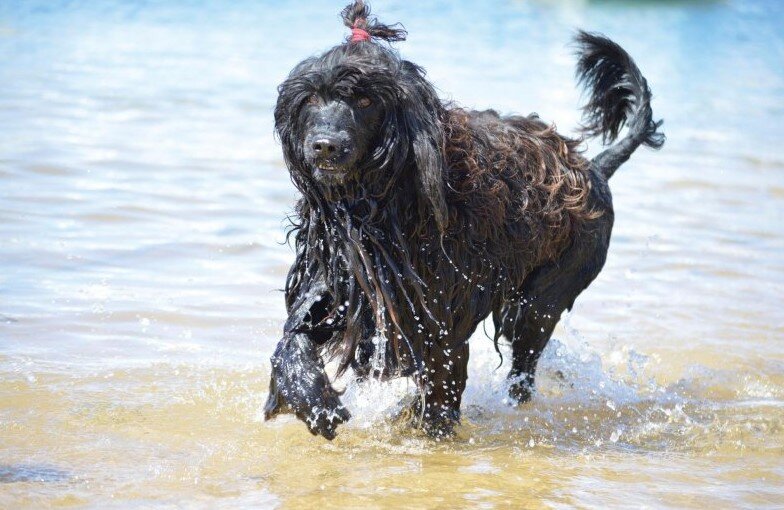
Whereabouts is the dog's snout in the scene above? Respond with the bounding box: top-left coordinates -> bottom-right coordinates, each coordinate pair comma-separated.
312,138 -> 338,156
307,132 -> 355,169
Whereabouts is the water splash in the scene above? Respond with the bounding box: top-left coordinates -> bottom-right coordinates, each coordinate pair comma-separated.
327,318 -> 783,456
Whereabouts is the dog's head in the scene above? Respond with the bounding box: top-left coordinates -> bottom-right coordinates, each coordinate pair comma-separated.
274,1 -> 449,231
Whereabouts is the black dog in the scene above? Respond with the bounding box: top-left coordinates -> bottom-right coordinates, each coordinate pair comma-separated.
264,1 -> 663,439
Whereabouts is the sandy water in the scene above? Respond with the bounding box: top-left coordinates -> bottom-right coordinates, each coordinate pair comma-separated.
1,0 -> 783,508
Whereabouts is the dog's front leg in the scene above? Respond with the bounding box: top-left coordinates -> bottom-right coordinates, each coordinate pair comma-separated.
263,332 -> 350,440
263,278 -> 349,440
413,342 -> 469,439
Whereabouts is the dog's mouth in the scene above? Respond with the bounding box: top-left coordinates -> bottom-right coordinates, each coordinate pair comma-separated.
312,163 -> 353,184
316,163 -> 345,173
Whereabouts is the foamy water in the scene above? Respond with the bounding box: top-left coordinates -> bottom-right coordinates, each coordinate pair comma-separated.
1,0 -> 783,507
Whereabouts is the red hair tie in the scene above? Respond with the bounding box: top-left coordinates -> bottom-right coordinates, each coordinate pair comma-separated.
351,23 -> 371,43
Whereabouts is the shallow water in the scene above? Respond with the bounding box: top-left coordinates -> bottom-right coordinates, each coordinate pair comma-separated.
1,0 -> 783,508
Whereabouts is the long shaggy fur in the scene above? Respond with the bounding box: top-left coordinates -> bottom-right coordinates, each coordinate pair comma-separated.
264,1 -> 663,439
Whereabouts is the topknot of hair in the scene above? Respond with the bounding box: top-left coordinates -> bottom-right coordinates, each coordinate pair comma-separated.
340,1 -> 407,43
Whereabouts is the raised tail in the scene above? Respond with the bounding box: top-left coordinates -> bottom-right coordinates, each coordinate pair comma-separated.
575,31 -> 664,179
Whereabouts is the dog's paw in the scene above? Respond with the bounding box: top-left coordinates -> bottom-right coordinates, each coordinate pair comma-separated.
421,412 -> 459,440
508,380 -> 534,404
395,396 -> 459,439
263,365 -> 350,440
303,395 -> 351,440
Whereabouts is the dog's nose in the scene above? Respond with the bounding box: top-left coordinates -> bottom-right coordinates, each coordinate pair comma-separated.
312,138 -> 338,156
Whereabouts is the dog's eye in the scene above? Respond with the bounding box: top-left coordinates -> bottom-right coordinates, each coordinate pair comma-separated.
356,97 -> 372,109
307,94 -> 320,106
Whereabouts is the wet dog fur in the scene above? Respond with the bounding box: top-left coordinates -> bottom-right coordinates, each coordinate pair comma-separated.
264,1 -> 663,439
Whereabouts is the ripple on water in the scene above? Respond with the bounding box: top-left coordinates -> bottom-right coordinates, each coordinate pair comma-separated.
0,465 -> 70,484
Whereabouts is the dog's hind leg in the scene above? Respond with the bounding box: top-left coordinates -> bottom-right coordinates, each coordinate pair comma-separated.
495,217 -> 613,403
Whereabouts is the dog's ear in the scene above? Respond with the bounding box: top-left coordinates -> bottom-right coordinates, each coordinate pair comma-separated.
412,126 -> 449,232
400,61 -> 449,233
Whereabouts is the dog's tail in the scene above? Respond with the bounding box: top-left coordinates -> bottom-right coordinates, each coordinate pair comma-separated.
575,31 -> 664,179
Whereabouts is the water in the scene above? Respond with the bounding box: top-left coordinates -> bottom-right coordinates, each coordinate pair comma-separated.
1,0 -> 783,507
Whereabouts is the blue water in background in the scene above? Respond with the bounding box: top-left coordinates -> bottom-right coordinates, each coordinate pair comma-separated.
1,0 -> 782,163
